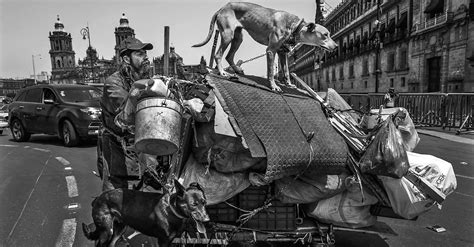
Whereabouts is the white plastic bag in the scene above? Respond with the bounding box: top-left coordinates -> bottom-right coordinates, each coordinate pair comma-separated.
305,188 -> 378,228
379,152 -> 457,219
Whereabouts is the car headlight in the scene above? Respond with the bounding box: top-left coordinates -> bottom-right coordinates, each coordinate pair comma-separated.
80,107 -> 101,119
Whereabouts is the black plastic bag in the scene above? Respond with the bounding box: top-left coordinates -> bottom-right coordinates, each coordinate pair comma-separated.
359,117 -> 409,178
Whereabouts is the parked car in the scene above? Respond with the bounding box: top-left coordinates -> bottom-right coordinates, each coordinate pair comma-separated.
0,104 -> 8,135
8,84 -> 102,146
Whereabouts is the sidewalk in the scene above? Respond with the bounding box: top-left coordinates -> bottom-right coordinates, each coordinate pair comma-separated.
416,126 -> 474,145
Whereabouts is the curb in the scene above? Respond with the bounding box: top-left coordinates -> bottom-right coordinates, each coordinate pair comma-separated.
417,129 -> 474,145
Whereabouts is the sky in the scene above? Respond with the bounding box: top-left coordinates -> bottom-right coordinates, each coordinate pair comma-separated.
0,0 -> 341,79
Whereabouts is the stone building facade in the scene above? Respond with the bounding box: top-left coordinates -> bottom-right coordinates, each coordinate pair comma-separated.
289,0 -> 474,93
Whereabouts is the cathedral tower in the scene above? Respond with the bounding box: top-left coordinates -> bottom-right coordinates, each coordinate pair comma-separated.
49,16 -> 77,84
114,13 -> 135,63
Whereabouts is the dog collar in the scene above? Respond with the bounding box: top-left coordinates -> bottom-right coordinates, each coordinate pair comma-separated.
286,19 -> 306,47
169,194 -> 189,220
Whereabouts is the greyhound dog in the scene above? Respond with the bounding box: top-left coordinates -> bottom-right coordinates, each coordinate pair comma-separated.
82,180 -> 209,247
193,2 -> 337,92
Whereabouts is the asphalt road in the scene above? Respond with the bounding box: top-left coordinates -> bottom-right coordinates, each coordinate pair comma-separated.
0,130 -> 473,247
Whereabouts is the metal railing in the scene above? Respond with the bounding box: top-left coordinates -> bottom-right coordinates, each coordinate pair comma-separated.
341,93 -> 474,130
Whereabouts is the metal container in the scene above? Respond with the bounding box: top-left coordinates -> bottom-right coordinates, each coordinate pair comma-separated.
135,97 -> 183,155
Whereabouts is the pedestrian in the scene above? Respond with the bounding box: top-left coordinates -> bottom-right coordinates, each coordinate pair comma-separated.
384,87 -> 398,108
98,37 -> 153,190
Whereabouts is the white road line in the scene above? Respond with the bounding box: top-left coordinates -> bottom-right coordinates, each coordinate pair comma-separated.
64,167 -> 72,171
65,176 -> 78,198
456,174 -> 474,181
0,144 -> 19,147
7,155 -> 52,241
55,218 -> 77,247
455,191 -> 474,199
55,157 -> 71,166
32,147 -> 50,152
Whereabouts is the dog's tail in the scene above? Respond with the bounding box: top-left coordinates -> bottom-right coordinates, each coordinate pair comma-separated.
192,11 -> 218,47
82,222 -> 101,241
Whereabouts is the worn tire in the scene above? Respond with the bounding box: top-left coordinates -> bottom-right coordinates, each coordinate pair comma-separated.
10,118 -> 30,142
62,119 -> 79,147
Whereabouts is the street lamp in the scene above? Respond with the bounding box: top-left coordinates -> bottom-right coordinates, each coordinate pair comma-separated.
32,54 -> 41,85
80,24 -> 94,83
374,0 -> 382,93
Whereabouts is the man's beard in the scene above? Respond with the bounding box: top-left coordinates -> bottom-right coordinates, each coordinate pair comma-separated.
131,62 -> 151,80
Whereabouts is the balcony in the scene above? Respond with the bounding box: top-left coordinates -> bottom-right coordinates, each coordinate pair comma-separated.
414,11 -> 453,33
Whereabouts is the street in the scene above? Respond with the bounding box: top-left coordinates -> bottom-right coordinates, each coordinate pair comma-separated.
0,130 -> 473,247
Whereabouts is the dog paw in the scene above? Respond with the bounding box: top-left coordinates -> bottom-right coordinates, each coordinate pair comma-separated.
271,84 -> 283,92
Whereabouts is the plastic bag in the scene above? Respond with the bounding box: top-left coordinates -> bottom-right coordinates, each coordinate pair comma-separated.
366,107 -> 419,151
305,188 -> 378,228
360,117 -> 409,178
192,121 -> 265,173
379,152 -> 457,219
395,109 -> 419,152
275,173 -> 349,204
180,155 -> 250,205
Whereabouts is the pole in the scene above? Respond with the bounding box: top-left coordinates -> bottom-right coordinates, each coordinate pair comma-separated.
375,0 -> 381,93
164,26 -> 170,76
32,55 -> 37,85
87,24 -> 94,83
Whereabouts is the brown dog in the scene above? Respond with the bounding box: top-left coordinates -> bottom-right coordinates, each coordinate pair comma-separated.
82,180 -> 209,247
193,2 -> 337,92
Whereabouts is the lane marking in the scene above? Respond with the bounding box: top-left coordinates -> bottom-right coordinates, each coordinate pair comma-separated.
7,155 -> 52,241
66,203 -> 80,210
455,191 -> 474,199
32,147 -> 50,152
55,218 -> 77,247
456,174 -> 474,181
55,157 -> 70,166
64,167 -> 72,171
65,176 -> 78,198
0,144 -> 19,147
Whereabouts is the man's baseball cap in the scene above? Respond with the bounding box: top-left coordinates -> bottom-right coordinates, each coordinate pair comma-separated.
119,37 -> 153,56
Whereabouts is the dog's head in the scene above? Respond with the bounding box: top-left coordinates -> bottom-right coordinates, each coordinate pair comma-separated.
174,180 -> 210,234
298,22 -> 338,52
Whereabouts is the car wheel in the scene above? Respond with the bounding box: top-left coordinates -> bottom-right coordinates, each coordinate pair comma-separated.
62,120 -> 79,147
0,130 -> 3,135
11,119 -> 30,142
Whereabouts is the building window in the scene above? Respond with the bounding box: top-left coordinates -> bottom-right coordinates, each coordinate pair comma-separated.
349,64 -> 354,78
390,78 -> 394,87
364,81 -> 368,88
351,81 -> 354,89
387,52 -> 395,72
339,66 -> 344,79
326,70 -> 330,82
332,69 -> 336,81
341,82 -> 344,90
401,77 -> 406,87
399,49 -> 408,70
362,59 -> 369,76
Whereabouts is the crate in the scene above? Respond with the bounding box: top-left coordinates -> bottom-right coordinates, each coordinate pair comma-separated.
206,185 -> 296,231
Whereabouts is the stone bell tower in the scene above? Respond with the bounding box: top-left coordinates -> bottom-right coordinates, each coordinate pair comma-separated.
114,13 -> 135,63
49,15 -> 77,84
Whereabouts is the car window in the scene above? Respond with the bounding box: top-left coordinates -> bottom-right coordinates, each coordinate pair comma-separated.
43,88 -> 57,102
24,88 -> 42,103
58,88 -> 101,103
15,91 -> 27,102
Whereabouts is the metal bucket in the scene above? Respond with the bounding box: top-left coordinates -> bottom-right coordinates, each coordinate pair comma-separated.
135,97 -> 183,155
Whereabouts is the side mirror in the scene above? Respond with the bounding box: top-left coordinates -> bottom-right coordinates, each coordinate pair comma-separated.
44,99 -> 55,104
